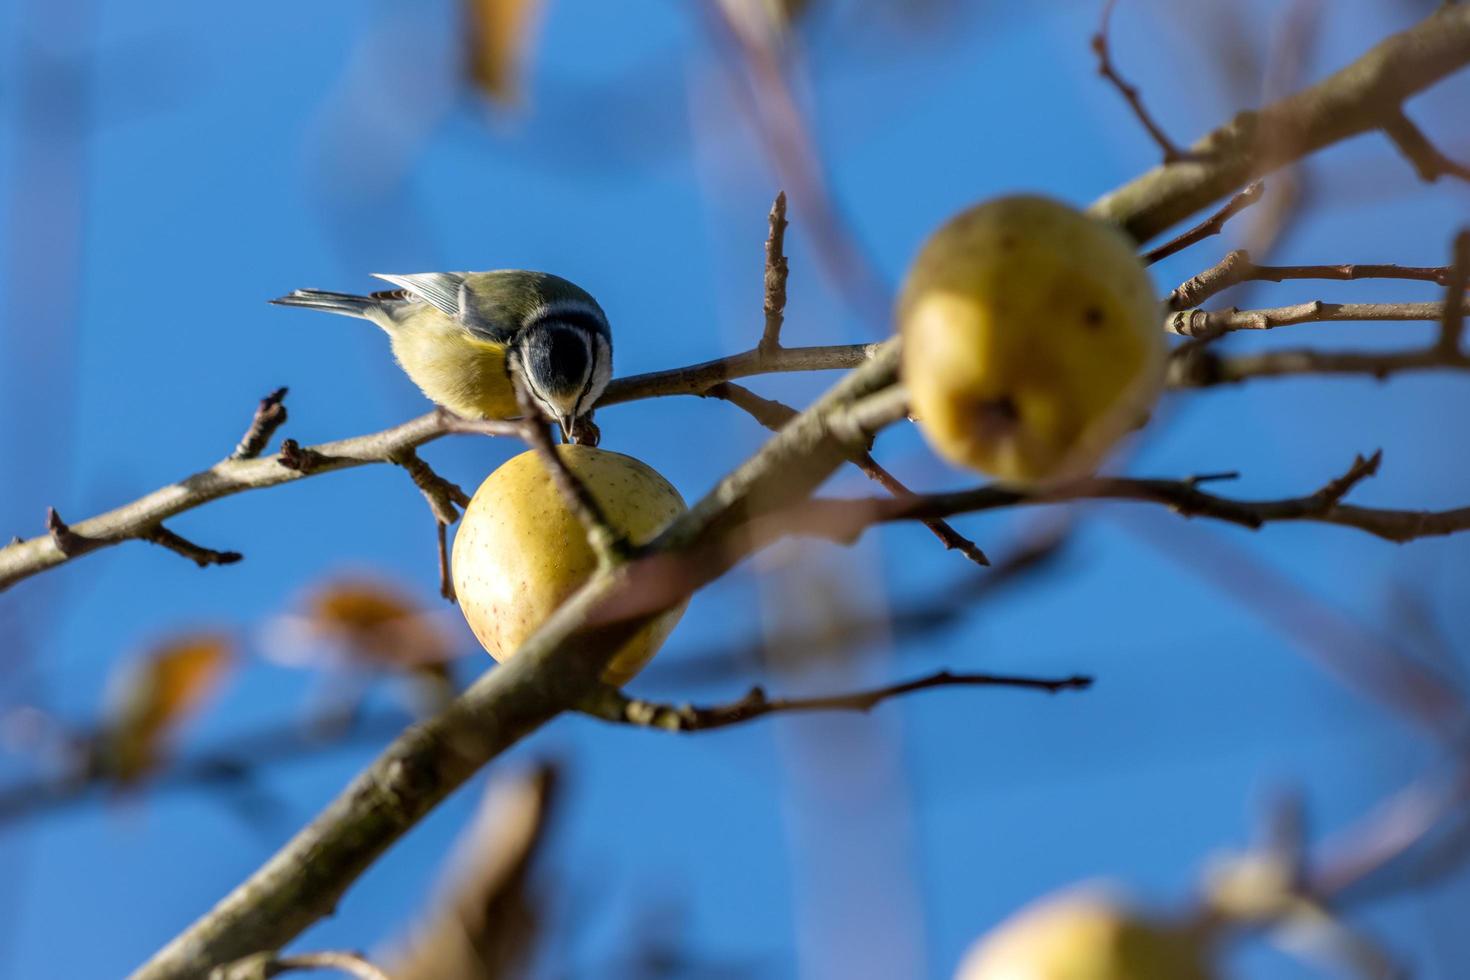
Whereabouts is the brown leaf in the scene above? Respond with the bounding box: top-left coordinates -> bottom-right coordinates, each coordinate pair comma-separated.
465,0 -> 547,107
303,576 -> 455,671
388,764 -> 560,980
100,631 -> 234,783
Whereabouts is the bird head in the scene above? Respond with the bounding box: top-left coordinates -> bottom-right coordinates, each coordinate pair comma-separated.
515,313 -> 612,442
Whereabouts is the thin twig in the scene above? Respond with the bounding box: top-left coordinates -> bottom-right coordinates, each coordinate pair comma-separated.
707,382 -> 989,565
435,521 -> 454,603
1143,182 -> 1265,264
1177,343 -> 1470,386
1091,4 -> 1470,244
388,448 -> 469,601
647,524 -> 1069,690
1383,108 -> 1470,184
142,526 -> 243,569
1438,229 -> 1470,353
600,343 -> 878,406
209,950 -> 390,980
231,388 -> 289,460
509,363 -> 630,566
1092,0 -> 1189,164
1169,248 -> 1459,311
44,507 -> 92,558
759,190 -> 789,356
390,448 -> 469,525
0,344 -> 875,593
579,669 -> 1094,732
277,439 -> 332,474
1166,300 -> 1450,339
760,450 -> 1470,547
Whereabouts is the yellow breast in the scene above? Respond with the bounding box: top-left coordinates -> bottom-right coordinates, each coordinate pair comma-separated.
387,309 -> 520,419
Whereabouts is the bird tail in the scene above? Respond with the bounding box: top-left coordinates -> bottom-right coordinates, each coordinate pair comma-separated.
269,289 -> 379,318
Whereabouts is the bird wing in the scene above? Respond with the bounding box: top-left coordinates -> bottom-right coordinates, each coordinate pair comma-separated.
371,271 -> 524,344
371,270 -> 608,345
371,272 -> 466,318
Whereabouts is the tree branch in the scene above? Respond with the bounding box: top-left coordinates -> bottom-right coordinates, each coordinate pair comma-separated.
389,448 -> 469,526
597,341 -> 877,406
1438,228 -> 1470,354
1168,248 -> 1460,311
130,342 -> 906,980
1166,300 -> 1450,339
578,669 -> 1094,732
0,344 -> 876,593
209,950 -> 389,980
1143,182 -> 1264,265
1175,343 -> 1470,387
766,451 -> 1470,547
141,526 -> 243,570
706,381 -> 989,566
1090,4 -> 1470,244
759,190 -> 789,356
1382,108 -> 1470,184
1091,0 -> 1189,163
230,388 -> 289,461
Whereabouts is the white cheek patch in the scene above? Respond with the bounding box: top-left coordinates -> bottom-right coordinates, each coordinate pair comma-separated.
586,334 -> 612,403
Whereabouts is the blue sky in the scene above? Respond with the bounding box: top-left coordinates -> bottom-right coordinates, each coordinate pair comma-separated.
3,0 -> 1470,977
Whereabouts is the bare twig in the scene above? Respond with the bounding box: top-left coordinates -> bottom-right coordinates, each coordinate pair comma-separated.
389,448 -> 469,526
45,507 -> 92,558
759,190 -> 789,356
601,343 -> 878,406
647,524 -> 1069,690
1092,0 -> 1189,163
1166,300 -> 1450,339
848,452 -> 991,567
1438,229 -> 1470,353
757,451 -> 1470,547
0,344 -> 876,593
509,364 -> 630,565
210,950 -> 389,980
1143,182 -> 1265,264
579,669 -> 1093,732
277,439 -> 331,474
1383,108 -> 1470,184
388,448 -> 469,600
1168,248 -> 1460,311
707,382 -> 989,565
1176,343 -> 1470,386
142,526 -> 242,569
231,387 -> 289,460
1090,4 -> 1470,244
435,521 -> 454,603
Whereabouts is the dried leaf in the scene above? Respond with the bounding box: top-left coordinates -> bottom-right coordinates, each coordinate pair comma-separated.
465,0 -> 546,107
100,631 -> 234,783
277,575 -> 455,672
389,764 -> 560,980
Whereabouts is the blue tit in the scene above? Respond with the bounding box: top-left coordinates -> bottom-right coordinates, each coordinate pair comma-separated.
271,270 -> 613,439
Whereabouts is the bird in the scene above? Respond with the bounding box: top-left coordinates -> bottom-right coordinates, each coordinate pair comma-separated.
270,270 -> 613,440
